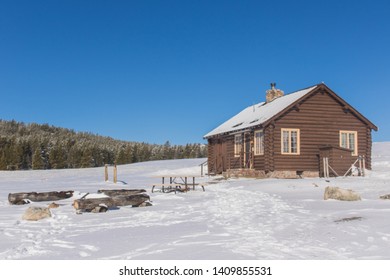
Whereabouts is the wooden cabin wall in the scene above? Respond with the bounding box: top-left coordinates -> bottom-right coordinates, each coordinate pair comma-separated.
253,154 -> 265,171
329,148 -> 355,175
207,135 -> 242,174
253,127 -> 270,171
319,146 -> 354,176
225,134 -> 242,170
271,90 -> 372,172
207,138 -> 216,174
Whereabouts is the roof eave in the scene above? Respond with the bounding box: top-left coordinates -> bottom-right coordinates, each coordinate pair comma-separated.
204,126 -> 259,139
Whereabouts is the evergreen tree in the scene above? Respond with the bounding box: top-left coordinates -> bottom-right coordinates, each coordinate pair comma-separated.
116,148 -> 127,165
32,148 -> 45,170
80,147 -> 93,168
0,119 -> 208,170
50,143 -> 67,169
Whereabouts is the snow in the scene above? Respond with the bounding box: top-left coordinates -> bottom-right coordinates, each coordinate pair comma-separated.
204,85 -> 318,138
1,142 -> 390,260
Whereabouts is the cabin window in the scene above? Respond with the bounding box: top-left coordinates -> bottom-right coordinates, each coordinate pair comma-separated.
234,134 -> 242,157
254,130 -> 264,155
340,130 -> 358,156
281,128 -> 300,155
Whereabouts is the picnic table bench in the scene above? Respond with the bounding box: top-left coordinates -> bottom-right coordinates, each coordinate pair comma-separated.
151,175 -> 206,193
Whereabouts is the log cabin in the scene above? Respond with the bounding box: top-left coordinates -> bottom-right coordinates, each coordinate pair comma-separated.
204,83 -> 378,178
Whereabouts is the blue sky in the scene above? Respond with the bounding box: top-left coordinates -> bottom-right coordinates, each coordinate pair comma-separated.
1,0 -> 389,144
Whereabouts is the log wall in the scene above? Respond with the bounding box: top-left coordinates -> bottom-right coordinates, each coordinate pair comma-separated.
270,90 -> 372,172
206,87 -> 374,175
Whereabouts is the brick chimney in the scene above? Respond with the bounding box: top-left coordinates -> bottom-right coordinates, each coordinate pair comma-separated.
266,83 -> 284,103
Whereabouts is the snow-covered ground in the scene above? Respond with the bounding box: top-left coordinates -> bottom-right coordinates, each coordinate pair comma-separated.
1,142 -> 390,260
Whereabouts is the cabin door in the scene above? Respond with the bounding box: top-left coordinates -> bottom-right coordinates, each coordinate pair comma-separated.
215,139 -> 227,174
244,133 -> 252,168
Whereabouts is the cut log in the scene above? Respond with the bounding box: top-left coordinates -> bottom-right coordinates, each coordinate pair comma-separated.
73,193 -> 150,212
97,189 -> 146,197
8,191 -> 74,205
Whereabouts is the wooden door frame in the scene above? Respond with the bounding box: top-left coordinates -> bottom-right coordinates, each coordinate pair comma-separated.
244,132 -> 253,169
214,139 -> 227,174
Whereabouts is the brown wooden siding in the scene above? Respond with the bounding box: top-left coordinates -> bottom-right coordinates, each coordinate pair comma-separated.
263,125 -> 274,172
206,86 -> 374,175
226,134 -> 242,169
319,146 -> 354,176
208,135 -> 244,173
207,138 -> 215,174
254,155 -> 265,170
270,91 -> 371,172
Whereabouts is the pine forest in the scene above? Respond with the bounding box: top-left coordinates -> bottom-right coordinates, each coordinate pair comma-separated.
0,120 -> 207,170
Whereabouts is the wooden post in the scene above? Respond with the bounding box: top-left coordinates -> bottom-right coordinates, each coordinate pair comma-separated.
113,164 -> 117,184
323,157 -> 330,178
362,156 -> 366,177
323,158 -> 327,178
328,164 -> 339,177
343,157 -> 360,177
326,158 -> 330,178
104,164 -> 108,181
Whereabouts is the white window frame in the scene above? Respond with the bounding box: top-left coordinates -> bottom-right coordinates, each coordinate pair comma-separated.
281,128 -> 300,155
234,134 -> 242,157
254,130 -> 264,156
339,130 -> 358,156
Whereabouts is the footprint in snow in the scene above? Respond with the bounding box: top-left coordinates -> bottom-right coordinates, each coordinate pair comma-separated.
81,244 -> 99,252
4,231 -> 14,237
79,251 -> 90,257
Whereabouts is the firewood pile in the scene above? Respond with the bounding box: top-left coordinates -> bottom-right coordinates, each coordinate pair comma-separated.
8,188 -> 152,216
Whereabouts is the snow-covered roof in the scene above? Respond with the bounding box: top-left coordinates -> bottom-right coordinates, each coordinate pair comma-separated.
204,85 -> 318,138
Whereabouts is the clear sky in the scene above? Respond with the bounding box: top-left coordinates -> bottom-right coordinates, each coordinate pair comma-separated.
1,0 -> 389,144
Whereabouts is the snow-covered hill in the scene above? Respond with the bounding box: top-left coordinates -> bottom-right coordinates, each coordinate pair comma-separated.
1,142 -> 390,260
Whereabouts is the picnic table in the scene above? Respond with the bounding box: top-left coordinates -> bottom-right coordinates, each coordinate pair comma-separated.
151,175 -> 206,193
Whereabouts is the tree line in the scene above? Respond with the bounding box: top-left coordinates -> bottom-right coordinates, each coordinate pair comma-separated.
0,120 -> 207,170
